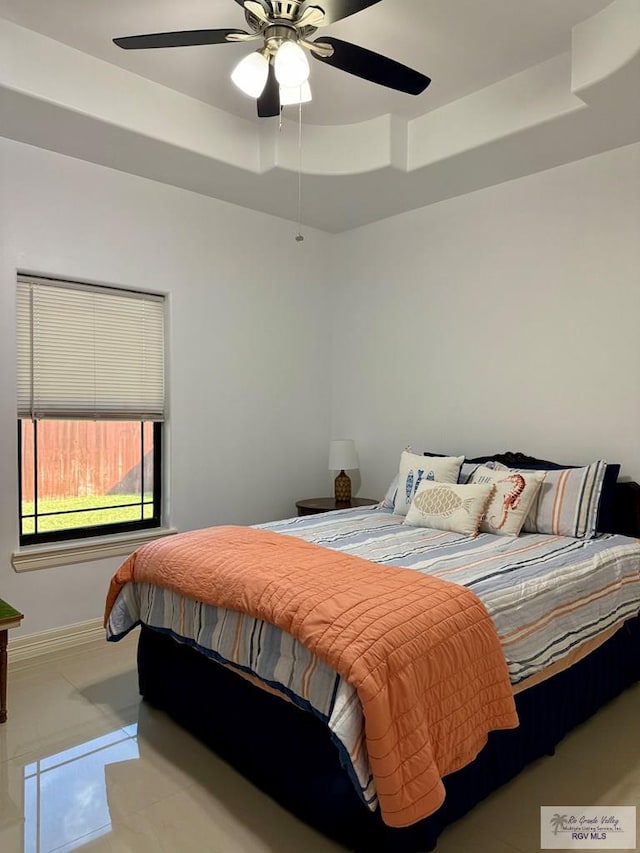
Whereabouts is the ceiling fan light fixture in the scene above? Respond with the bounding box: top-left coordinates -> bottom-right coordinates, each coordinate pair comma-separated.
279,81 -> 312,106
113,1 -> 432,119
231,50 -> 269,98
274,40 -> 310,87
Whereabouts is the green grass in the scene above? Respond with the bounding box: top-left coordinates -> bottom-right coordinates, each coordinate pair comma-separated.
21,494 -> 154,535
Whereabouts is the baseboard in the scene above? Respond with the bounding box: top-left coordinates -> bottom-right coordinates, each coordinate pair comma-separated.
9,617 -> 105,664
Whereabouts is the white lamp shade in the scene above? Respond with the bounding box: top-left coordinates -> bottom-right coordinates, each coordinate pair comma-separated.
231,52 -> 269,98
274,41 -> 310,87
329,440 -> 359,471
279,81 -> 312,106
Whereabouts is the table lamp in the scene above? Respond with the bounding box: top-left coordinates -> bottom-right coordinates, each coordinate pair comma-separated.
329,439 -> 359,503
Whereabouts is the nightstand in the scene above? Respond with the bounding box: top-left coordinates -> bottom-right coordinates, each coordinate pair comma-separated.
296,497 -> 379,517
0,598 -> 23,723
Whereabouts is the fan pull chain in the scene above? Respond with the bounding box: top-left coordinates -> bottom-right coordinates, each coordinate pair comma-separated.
295,100 -> 304,242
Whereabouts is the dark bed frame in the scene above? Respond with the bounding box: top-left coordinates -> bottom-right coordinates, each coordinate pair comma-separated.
135,452 -> 640,853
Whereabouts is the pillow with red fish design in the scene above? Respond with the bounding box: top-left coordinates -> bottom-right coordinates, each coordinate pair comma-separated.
492,460 -> 607,539
470,466 -> 544,536
404,481 -> 495,537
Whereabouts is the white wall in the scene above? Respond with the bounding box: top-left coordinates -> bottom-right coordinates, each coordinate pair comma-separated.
3,138 -> 639,637
330,143 -> 640,502
0,138 -> 332,635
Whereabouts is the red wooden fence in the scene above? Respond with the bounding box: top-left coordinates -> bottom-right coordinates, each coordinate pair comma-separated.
21,421 -> 153,501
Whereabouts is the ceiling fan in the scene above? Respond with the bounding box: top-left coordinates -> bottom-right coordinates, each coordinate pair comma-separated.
113,0 -> 431,118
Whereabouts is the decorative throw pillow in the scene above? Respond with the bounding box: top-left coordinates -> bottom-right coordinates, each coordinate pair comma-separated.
404,481 -> 495,537
470,466 -> 544,536
382,474 -> 399,509
383,456 -> 485,509
393,451 -> 464,517
458,460 -> 496,484
493,460 -> 607,538
423,454 -> 498,484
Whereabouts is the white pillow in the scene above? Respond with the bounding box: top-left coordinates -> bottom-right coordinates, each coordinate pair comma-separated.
404,481 -> 495,537
383,458 -> 482,508
393,451 -> 464,517
458,460 -> 497,483
470,465 -> 544,536
382,473 -> 399,509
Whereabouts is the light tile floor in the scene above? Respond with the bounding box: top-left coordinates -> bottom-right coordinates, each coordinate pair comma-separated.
1,633 -> 638,853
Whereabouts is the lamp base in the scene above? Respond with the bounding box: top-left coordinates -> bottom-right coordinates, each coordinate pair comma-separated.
334,470 -> 352,504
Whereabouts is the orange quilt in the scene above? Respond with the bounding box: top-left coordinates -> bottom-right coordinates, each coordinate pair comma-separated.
105,526 -> 518,827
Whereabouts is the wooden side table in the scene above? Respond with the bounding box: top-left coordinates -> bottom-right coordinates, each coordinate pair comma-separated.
0,599 -> 23,723
296,497 -> 379,517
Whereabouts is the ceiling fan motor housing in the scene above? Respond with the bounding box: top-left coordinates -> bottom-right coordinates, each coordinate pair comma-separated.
245,5 -> 318,40
267,1 -> 305,21
263,23 -> 315,55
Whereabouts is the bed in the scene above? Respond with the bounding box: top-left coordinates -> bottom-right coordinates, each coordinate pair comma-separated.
105,451 -> 640,852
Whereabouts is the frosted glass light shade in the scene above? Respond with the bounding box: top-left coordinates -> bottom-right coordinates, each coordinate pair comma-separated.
274,41 -> 310,87
329,439 -> 358,471
231,52 -> 269,98
279,81 -> 312,106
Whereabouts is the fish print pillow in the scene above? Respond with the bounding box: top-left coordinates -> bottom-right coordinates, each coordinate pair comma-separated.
470,466 -> 544,536
393,451 -> 464,517
382,458 -> 488,509
404,481 -> 496,537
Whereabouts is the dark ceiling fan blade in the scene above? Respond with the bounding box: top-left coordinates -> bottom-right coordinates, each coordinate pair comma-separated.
113,29 -> 246,50
311,37 -> 431,94
306,0 -> 382,26
257,63 -> 280,117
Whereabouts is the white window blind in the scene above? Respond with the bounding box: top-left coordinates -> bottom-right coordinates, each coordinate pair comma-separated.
17,276 -> 165,421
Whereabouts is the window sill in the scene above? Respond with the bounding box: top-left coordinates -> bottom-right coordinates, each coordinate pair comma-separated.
11,527 -> 178,572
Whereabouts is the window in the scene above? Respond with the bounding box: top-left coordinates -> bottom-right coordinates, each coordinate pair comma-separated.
16,275 -> 165,545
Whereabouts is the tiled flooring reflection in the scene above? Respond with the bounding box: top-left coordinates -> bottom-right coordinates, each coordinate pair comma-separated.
1,634 -> 638,852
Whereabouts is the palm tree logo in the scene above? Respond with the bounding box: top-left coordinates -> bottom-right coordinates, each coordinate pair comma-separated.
550,814 -> 568,835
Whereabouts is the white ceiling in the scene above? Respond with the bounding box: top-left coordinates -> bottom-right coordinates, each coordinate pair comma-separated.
0,0 -> 638,231
0,0 -> 612,124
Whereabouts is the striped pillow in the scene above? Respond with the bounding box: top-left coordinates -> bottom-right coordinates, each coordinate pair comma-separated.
494,460 -> 607,539
382,474 -> 399,509
458,460 -> 496,483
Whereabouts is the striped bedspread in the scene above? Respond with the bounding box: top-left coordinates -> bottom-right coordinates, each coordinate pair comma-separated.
106,506 -> 640,811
